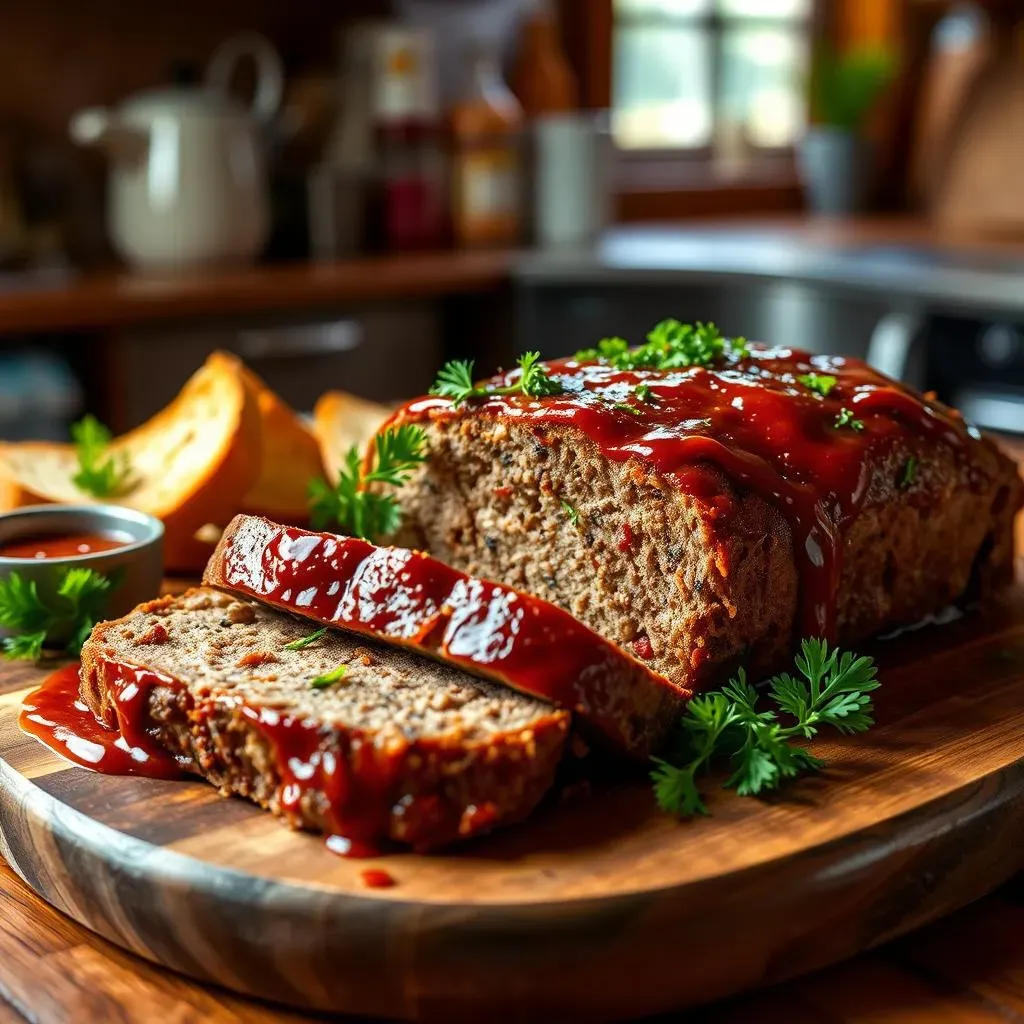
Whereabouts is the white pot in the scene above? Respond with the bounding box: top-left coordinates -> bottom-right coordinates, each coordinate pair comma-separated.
70,33 -> 282,272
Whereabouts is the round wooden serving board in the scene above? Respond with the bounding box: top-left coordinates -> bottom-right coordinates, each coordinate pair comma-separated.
3,590 -> 1024,1022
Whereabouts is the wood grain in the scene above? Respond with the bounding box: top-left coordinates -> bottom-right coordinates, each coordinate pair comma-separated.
2,587 -> 1024,1020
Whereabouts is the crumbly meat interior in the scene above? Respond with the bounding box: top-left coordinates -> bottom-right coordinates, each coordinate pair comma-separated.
392,416 -> 1019,691
392,417 -> 799,689
87,588 -> 558,742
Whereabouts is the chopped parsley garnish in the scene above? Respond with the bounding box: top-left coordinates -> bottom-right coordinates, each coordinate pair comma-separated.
900,457 -> 918,489
0,566 -> 119,660
635,383 -> 657,404
311,664 -> 348,689
797,372 -> 837,398
574,320 -> 748,371
613,402 -> 643,416
560,500 -> 579,527
308,424 -> 428,542
284,627 -> 328,651
71,415 -> 135,499
652,638 -> 879,817
834,408 -> 865,431
430,351 -> 563,408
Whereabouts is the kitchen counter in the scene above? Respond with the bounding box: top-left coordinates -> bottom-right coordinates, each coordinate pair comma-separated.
1,219 -> 1022,336
0,250 -> 516,334
517,218 -> 1024,318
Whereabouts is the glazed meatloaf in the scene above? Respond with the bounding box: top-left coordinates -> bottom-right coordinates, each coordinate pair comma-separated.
387,327 -> 1023,692
79,588 -> 569,850
203,514 -> 689,758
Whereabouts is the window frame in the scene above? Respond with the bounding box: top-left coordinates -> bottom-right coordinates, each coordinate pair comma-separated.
557,0 -> 833,218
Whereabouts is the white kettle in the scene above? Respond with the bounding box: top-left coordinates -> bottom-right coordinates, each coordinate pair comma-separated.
70,33 -> 283,272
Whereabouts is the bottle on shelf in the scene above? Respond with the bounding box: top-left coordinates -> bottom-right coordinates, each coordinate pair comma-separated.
511,0 -> 579,117
449,38 -> 525,249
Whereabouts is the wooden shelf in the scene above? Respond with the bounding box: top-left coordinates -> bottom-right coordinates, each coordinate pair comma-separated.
0,250 -> 517,336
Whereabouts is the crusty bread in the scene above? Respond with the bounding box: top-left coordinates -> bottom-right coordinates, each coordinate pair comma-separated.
0,352 -> 261,572
79,588 -> 569,851
238,365 -> 324,522
312,391 -> 392,483
204,515 -> 690,758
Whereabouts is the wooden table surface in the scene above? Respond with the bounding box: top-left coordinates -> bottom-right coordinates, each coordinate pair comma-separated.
3,837 -> 1024,1024
3,649 -> 1024,1024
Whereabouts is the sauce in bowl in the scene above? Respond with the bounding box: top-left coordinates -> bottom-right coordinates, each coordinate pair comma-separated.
0,532 -> 129,560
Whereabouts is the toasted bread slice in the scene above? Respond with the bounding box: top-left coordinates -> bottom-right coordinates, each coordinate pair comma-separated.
0,352 -> 261,572
238,365 -> 324,522
312,390 -> 392,483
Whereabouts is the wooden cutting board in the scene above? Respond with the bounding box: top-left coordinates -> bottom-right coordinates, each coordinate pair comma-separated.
3,589 -> 1024,1022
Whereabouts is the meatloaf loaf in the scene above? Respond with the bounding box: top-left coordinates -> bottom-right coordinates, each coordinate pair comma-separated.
79,588 -> 569,850
386,329 -> 1022,693
203,514 -> 688,758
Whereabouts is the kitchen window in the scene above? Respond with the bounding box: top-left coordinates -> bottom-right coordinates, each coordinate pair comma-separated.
613,0 -> 813,157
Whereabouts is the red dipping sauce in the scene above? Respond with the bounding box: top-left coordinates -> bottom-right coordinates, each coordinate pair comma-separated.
0,532 -> 129,560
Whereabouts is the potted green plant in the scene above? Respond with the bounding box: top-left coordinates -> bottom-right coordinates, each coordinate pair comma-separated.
798,46 -> 897,215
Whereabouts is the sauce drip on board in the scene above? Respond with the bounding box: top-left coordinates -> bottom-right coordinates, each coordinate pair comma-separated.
0,532 -> 129,560
402,345 -> 996,639
18,664 -> 185,778
20,665 -> 390,858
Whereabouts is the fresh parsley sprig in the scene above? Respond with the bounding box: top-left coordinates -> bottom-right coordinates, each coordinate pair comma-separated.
797,372 -> 837,398
429,352 -> 563,408
834,408 -> 865,431
652,638 -> 880,818
71,415 -> 135,499
284,627 -> 328,651
309,424 -> 428,542
574,320 -> 749,372
311,664 -> 348,689
0,566 -> 119,660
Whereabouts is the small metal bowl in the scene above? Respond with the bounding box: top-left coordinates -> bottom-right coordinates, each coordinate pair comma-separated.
0,504 -> 164,645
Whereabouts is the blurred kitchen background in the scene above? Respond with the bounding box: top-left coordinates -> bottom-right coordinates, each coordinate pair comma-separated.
0,0 -> 1021,452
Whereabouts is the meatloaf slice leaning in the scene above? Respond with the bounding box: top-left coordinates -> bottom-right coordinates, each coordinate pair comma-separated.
79,588 -> 569,851
385,340 -> 1022,694
203,514 -> 689,759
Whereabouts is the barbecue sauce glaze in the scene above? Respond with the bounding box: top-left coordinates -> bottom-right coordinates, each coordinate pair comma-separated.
20,662 -> 488,863
399,344 -> 998,639
215,520 -> 675,757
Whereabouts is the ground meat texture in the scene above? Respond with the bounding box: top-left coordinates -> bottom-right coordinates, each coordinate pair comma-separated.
388,413 -> 1020,694
79,589 -> 569,851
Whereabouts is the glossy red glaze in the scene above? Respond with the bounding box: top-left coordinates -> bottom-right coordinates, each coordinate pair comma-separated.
209,517 -> 685,755
398,345 -> 996,638
242,705 -> 398,847
19,664 -> 185,778
0,532 -> 128,560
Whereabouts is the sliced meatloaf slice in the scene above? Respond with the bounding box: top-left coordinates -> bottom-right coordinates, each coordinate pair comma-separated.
79,588 -> 569,851
203,515 -> 689,759
385,344 -> 1022,695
